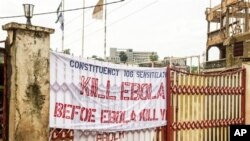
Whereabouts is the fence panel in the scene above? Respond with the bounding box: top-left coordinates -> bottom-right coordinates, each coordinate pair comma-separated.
49,128 -> 165,141
167,68 -> 246,141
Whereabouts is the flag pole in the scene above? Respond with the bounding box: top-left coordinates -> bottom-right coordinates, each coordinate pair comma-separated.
82,0 -> 85,57
62,0 -> 65,52
104,0 -> 107,60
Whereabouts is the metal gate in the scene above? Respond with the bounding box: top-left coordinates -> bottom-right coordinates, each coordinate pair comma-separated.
166,68 -> 246,141
0,42 -> 8,141
49,67 -> 246,141
49,128 -> 165,141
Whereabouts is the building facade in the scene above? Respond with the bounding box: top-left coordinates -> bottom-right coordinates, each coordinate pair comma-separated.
205,0 -> 250,70
108,48 -> 157,64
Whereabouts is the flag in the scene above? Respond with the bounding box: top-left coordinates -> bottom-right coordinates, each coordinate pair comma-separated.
55,1 -> 64,31
92,0 -> 104,19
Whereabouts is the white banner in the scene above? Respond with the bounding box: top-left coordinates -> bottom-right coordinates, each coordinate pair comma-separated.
49,52 -> 167,132
74,129 -> 157,141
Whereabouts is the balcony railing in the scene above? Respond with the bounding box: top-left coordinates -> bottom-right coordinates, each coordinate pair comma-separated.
204,59 -> 226,69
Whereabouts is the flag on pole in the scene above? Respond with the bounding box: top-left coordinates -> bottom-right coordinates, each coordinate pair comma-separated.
92,0 -> 104,19
55,1 -> 64,31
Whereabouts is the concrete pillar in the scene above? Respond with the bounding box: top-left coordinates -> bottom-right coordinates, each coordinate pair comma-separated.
2,22 -> 54,141
226,45 -> 233,67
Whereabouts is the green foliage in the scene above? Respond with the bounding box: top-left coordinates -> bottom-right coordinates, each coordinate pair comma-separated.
119,51 -> 128,64
92,55 -> 97,59
91,55 -> 104,61
149,52 -> 158,62
63,49 -> 71,55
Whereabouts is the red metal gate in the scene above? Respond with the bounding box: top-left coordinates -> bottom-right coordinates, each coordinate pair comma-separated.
48,67 -> 246,141
0,42 -> 8,141
49,126 -> 165,141
166,67 -> 246,141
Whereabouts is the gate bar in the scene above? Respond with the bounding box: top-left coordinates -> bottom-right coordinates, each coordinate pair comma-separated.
241,68 -> 246,124
166,66 -> 173,141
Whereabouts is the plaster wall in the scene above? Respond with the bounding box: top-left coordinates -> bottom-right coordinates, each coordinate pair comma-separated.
3,23 -> 54,141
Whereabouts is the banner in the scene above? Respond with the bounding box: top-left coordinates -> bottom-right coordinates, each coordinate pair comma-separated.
74,129 -> 157,141
50,52 -> 167,131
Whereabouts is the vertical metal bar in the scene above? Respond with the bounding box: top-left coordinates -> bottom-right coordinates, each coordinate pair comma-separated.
216,76 -> 220,141
104,0 -> 107,59
204,76 -> 208,141
212,76 -> 215,141
177,73 -> 181,141
241,68 -> 246,124
221,75 -> 224,141
225,75 -> 229,141
62,0 -> 65,52
180,74 -> 186,141
191,75 -> 195,141
187,75 -> 191,141
208,76 -> 212,141
173,71 -> 177,141
82,0 -> 85,57
166,67 -> 172,141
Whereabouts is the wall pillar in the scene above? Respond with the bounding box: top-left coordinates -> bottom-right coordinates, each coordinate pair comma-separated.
2,22 -> 54,141
226,44 -> 233,67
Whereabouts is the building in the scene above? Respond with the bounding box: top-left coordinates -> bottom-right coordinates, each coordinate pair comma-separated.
163,56 -> 189,71
108,48 -> 157,64
204,0 -> 250,70
163,57 -> 187,66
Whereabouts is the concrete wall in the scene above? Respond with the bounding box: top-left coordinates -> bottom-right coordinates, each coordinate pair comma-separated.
243,41 -> 250,57
2,22 -> 54,141
243,62 -> 250,124
226,44 -> 233,67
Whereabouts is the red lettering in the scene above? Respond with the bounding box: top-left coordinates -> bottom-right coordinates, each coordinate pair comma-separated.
153,109 -> 158,120
54,103 -> 96,122
140,109 -> 158,121
64,104 -> 73,119
140,83 -> 152,100
80,107 -> 96,122
90,78 -> 98,97
156,82 -> 165,99
140,109 -> 149,121
101,110 -> 127,123
54,102 -> 63,117
121,82 -> 156,100
96,132 -> 124,141
131,83 -> 140,100
121,82 -> 130,100
71,105 -> 80,120
101,110 -> 109,123
106,80 -> 116,100
130,110 -> 136,121
160,109 -> 166,120
80,76 -> 91,96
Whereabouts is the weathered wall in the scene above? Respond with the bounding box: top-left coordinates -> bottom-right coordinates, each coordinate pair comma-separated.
243,62 -> 250,124
2,22 -> 54,141
226,44 -> 233,67
243,41 -> 250,57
